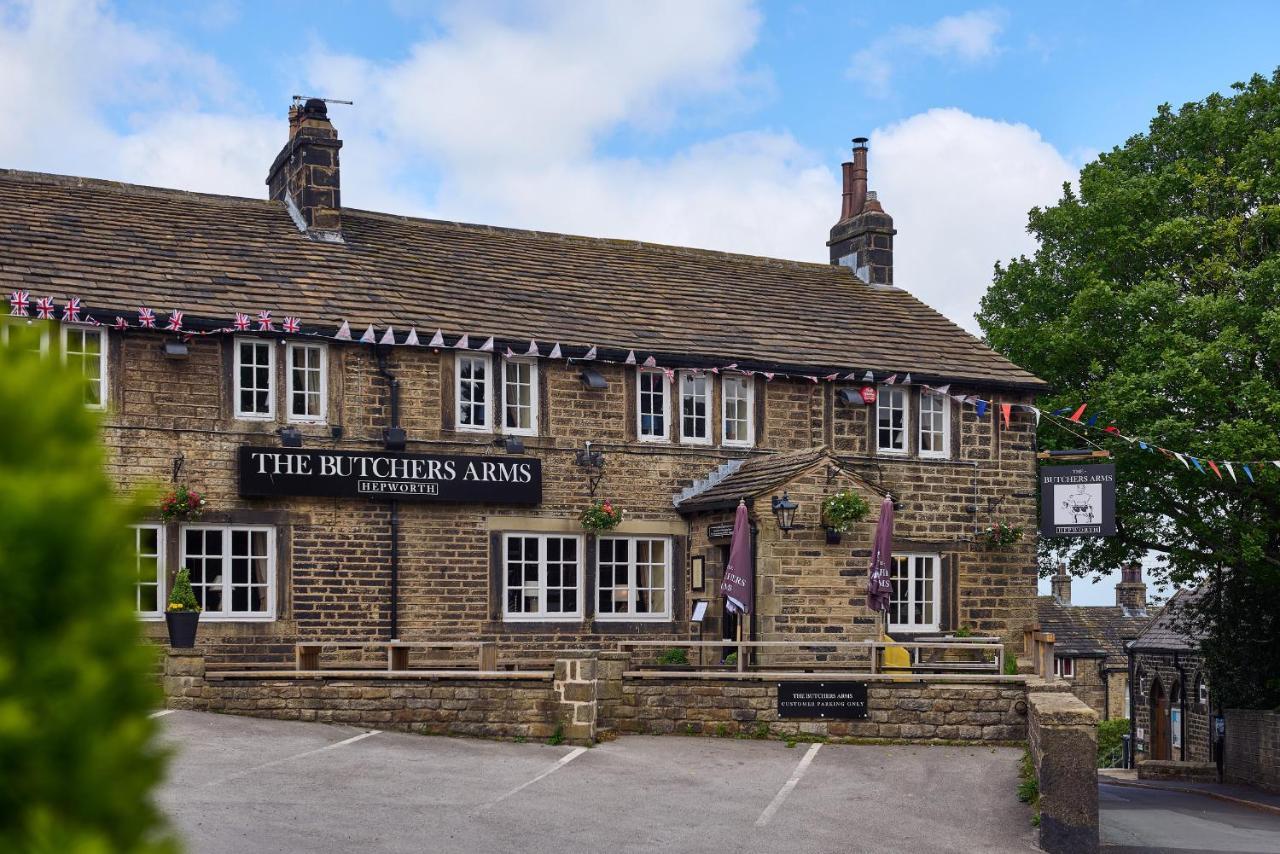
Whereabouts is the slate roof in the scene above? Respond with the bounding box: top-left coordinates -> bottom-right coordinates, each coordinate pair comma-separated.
1130,587 -> 1207,653
674,446 -> 884,512
0,169 -> 1048,389
1037,596 -> 1158,670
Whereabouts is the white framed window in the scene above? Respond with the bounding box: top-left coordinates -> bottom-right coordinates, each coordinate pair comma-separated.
180,525 -> 276,620
1,320 -> 51,354
133,524 -> 164,618
888,553 -> 938,632
1197,675 -> 1209,707
596,536 -> 672,620
456,353 -> 493,432
637,369 -> 669,442
61,325 -> 107,409
502,533 -> 582,621
722,375 -> 754,447
501,357 -> 539,436
919,390 -> 949,459
877,385 -> 909,454
234,337 -> 275,420
678,371 -> 710,444
286,342 -> 327,423
1054,656 -> 1075,679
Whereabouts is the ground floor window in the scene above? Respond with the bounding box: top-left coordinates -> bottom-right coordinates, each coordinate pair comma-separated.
1054,656 -> 1074,679
133,524 -> 164,616
597,536 -> 671,619
503,533 -> 582,620
180,525 -> 275,619
888,553 -> 938,632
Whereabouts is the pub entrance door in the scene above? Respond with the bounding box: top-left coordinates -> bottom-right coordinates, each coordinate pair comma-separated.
1150,678 -> 1170,760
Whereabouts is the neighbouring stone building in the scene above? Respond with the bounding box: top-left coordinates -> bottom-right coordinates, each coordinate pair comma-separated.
1129,587 -> 1212,763
1035,564 -> 1155,719
0,100 -> 1046,668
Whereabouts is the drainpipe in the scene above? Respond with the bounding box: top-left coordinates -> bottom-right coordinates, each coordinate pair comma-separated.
375,347 -> 401,641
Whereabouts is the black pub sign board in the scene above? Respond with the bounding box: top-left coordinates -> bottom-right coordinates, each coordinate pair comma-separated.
777,681 -> 868,719
238,447 -> 542,504
1039,463 -> 1116,538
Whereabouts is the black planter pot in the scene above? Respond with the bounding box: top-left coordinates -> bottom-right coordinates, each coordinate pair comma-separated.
165,611 -> 200,648
825,527 -> 843,545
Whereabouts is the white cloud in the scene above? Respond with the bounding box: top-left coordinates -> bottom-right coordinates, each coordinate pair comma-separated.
850,9 -> 1006,97
869,108 -> 1076,332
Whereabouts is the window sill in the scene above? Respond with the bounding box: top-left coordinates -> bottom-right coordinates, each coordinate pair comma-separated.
234,414 -> 276,423
196,616 -> 278,623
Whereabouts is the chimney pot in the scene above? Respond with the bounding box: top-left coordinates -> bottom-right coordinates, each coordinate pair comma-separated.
267,101 -> 343,241
1116,562 -> 1148,611
828,135 -> 894,284
1051,569 -> 1072,606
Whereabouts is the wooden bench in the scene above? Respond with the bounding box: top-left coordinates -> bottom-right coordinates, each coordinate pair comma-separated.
295,641 -> 497,672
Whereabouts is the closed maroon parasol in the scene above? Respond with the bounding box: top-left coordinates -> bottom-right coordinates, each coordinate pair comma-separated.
867,495 -> 894,615
720,499 -> 752,615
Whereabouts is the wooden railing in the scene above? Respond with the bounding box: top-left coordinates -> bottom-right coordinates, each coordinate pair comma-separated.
293,640 -> 497,673
1022,626 -> 1057,678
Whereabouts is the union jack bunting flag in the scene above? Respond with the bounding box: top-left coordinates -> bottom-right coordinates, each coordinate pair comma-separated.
233,312 -> 251,331
9,290 -> 30,317
114,317 -> 130,330
165,310 -> 184,332
256,310 -> 274,331
62,297 -> 82,323
138,307 -> 156,328
282,316 -> 300,334
35,297 -> 55,320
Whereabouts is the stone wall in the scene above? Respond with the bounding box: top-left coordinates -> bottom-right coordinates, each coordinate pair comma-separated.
1130,651 -> 1210,762
1225,709 -> 1280,793
1027,690 -> 1099,854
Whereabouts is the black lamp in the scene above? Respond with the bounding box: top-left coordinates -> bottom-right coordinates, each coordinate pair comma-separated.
162,339 -> 189,359
495,435 -> 525,454
279,426 -> 303,448
771,492 -> 798,532
579,368 -> 607,390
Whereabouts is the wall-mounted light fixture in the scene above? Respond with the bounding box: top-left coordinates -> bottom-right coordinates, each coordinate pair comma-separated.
836,388 -> 864,406
579,368 -> 607,390
279,426 -> 303,447
383,426 -> 406,452
495,436 -> 525,454
574,440 -> 606,495
771,491 -> 798,532
162,339 -> 189,359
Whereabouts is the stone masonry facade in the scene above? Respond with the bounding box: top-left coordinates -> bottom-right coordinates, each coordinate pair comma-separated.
1130,650 -> 1211,763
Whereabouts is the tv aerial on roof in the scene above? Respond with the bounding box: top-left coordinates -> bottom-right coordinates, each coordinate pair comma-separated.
291,94 -> 354,107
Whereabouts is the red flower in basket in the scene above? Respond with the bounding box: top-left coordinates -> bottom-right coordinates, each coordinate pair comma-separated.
160,484 -> 207,523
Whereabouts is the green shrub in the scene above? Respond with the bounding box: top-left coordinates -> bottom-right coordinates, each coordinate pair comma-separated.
166,568 -> 199,612
953,626 -> 973,638
724,652 -> 738,666
821,489 -> 871,533
657,647 -> 689,666
0,329 -> 174,853
1017,749 -> 1040,824
547,724 -> 565,746
1097,718 -> 1130,767
1004,653 -> 1018,675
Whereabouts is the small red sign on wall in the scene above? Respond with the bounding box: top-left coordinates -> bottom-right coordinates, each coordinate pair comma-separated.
859,386 -> 877,404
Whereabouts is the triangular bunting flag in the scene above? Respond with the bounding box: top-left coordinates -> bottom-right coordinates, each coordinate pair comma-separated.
1207,460 -> 1222,479
405,328 -> 420,346
526,340 -> 540,357
862,371 -> 874,382
360,325 -> 377,343
1243,465 -> 1255,483
764,372 -> 775,381
1223,462 -> 1236,482
1273,461 -> 1280,470
642,355 -> 656,368
479,336 -> 494,352
883,374 -> 897,385
824,373 -> 839,382
1000,403 -> 1012,428
1190,457 -> 1206,474
1069,404 -> 1087,422
975,400 -> 989,418
809,375 -> 819,383
902,373 -> 912,385
335,320 -> 352,340
548,342 -> 562,359
933,384 -> 950,395
504,347 -> 516,358
428,329 -> 445,348
454,334 -> 470,349
625,351 -> 636,365
583,345 -> 596,360
1052,407 -> 1072,417
379,326 -> 396,346
844,372 -> 859,381
1086,414 -> 1099,427
1030,406 -> 1041,425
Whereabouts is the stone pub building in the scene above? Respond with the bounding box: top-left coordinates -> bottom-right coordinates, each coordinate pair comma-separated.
0,101 -> 1047,668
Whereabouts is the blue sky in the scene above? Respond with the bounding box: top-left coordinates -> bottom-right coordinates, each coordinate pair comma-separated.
4,0 -> 1267,604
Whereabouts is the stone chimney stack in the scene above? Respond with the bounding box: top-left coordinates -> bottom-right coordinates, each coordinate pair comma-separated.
1051,566 -> 1072,605
1116,562 -> 1148,613
828,137 -> 895,285
266,98 -> 343,242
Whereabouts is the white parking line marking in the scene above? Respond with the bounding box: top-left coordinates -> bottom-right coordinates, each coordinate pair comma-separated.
756,742 -> 821,827
149,709 -> 175,718
203,730 -> 381,788
475,747 -> 588,812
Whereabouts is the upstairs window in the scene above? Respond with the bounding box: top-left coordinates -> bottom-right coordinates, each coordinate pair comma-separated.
679,371 -> 710,444
234,338 -> 275,420
637,369 -> 668,441
1,320 -> 51,355
287,342 -> 327,423
888,553 -> 938,632
877,385 -> 909,454
597,537 -> 672,620
501,357 -> 538,436
61,325 -> 107,409
722,376 -> 754,447
919,390 -> 949,458
456,354 -> 493,432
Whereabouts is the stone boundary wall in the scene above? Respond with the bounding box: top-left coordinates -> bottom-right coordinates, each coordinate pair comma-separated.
1027,690 -> 1099,854
1225,709 -> 1280,793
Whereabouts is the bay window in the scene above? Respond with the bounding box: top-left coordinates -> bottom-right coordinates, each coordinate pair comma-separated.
234,337 -> 275,419
502,357 -> 539,436
180,525 -> 276,619
637,369 -> 668,441
679,371 -> 710,444
722,375 -> 754,447
597,536 -> 672,620
286,342 -> 327,423
62,325 -> 107,409
888,553 -> 938,632
456,354 -> 493,431
503,533 -> 581,620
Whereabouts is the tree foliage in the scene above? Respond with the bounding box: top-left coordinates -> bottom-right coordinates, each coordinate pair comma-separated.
979,71 -> 1280,709
0,328 -> 175,852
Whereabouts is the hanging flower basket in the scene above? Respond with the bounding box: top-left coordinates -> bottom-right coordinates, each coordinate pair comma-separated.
981,522 -> 1024,548
821,489 -> 871,538
160,485 -> 207,524
580,499 -> 624,531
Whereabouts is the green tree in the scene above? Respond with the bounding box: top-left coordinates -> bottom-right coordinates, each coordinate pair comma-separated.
0,328 -> 175,852
978,71 -> 1280,709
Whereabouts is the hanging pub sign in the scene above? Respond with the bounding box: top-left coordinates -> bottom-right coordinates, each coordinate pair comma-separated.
1039,463 -> 1116,537
237,447 -> 541,504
